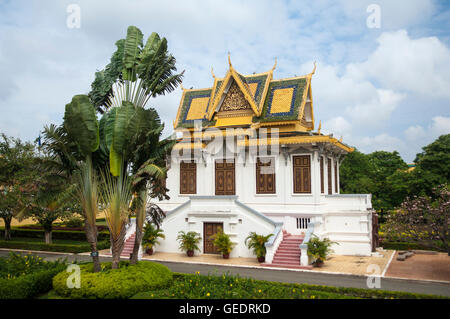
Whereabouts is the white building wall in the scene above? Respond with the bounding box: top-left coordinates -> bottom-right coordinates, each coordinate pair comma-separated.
158,144 -> 373,257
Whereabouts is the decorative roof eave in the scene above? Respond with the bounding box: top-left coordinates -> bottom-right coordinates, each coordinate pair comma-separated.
173,142 -> 206,150
173,87 -> 187,129
237,135 -> 354,153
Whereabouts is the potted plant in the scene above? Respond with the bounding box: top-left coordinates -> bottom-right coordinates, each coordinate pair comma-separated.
245,232 -> 273,262
210,228 -> 235,259
177,231 -> 202,257
306,235 -> 337,267
142,223 -> 165,255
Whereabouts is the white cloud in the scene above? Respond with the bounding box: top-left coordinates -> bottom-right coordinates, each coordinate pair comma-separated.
348,30 -> 450,98
430,116 -> 450,136
404,125 -> 426,141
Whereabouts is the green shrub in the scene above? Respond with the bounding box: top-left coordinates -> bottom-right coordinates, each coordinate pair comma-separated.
52,261 -> 172,299
0,239 -> 110,253
0,227 -> 110,241
0,253 -> 66,299
63,217 -> 84,228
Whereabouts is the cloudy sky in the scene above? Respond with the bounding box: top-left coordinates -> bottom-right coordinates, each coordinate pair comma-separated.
0,0 -> 449,162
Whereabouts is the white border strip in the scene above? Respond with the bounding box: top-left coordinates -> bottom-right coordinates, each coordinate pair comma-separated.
382,249 -> 396,277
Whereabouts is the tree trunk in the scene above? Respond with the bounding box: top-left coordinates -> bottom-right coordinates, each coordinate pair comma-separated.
111,225 -> 126,269
85,222 -> 101,272
3,217 -> 12,241
44,229 -> 52,244
129,227 -> 143,265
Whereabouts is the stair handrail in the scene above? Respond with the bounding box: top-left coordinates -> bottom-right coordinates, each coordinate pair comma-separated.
264,224 -> 283,264
299,222 -> 316,266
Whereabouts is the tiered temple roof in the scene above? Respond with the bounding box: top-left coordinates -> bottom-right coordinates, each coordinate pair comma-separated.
173,56 -> 353,153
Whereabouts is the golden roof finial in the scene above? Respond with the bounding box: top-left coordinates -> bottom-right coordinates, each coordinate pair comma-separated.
339,136 -> 343,142
228,52 -> 232,68
180,82 -> 185,91
272,57 -> 277,71
317,120 -> 321,134
311,61 -> 317,75
211,67 -> 216,79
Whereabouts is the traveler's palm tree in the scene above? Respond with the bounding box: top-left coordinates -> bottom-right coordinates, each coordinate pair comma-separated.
43,26 -> 180,269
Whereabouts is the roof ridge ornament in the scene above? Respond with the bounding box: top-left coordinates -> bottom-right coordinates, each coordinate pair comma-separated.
228,52 -> 232,68
317,120 -> 321,134
272,57 -> 277,71
310,61 -> 317,75
211,67 -> 216,79
180,82 -> 185,91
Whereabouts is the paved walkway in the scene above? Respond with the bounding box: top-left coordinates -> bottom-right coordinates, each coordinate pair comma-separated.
385,251 -> 450,282
95,248 -> 394,276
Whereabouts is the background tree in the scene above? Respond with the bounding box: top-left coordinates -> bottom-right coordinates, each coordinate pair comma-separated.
339,149 -> 375,195
367,151 -> 408,214
0,134 -> 36,240
17,156 -> 75,244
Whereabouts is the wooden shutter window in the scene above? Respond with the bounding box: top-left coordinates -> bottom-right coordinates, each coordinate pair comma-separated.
293,155 -> 311,194
327,158 -> 332,194
256,157 -> 276,194
180,161 -> 196,194
334,161 -> 338,193
215,160 -> 235,195
320,157 -> 324,194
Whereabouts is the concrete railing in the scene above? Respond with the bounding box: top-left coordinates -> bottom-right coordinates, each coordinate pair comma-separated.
299,222 -> 316,266
264,225 -> 283,264
324,194 -> 372,211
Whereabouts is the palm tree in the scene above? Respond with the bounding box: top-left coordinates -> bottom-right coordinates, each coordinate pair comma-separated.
141,222 -> 165,255
245,232 -> 274,262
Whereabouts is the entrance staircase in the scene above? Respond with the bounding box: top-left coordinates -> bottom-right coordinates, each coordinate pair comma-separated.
263,232 -> 312,269
104,232 -> 137,258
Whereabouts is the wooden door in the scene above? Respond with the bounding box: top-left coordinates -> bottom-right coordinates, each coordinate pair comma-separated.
203,222 -> 223,254
215,160 -> 235,195
293,155 -> 311,193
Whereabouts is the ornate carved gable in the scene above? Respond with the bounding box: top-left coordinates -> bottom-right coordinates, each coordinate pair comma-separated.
217,79 -> 254,118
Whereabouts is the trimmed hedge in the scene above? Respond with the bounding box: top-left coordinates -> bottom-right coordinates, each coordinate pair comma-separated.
0,239 -> 110,254
131,272 -> 447,299
0,227 -> 110,241
381,241 -> 445,252
53,261 -> 173,299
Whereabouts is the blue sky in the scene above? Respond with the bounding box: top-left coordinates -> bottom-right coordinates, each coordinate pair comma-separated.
0,0 -> 449,162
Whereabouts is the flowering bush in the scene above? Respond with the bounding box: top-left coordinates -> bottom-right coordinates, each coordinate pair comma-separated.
384,184 -> 449,255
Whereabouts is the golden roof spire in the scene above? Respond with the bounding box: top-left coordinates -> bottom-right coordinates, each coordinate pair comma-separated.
211,67 -> 216,79
311,61 -> 317,75
272,57 -> 277,71
228,52 -> 232,68
317,120 -> 321,134
180,82 -> 185,91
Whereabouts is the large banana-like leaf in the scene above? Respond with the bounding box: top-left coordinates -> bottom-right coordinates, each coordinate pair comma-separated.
102,107 -> 118,153
109,143 -> 122,177
112,102 -> 138,155
88,39 -> 125,113
123,26 -> 143,80
63,95 -> 99,157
